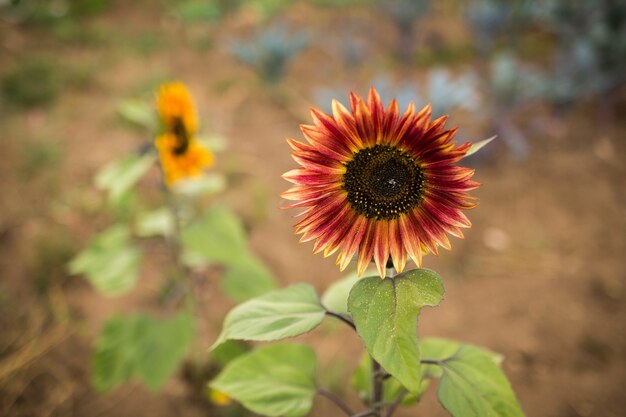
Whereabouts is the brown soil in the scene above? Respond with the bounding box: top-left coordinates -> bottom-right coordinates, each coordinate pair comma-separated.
1,2 -> 625,417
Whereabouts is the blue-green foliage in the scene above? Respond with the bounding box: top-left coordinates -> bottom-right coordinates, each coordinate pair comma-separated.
539,0 -> 626,101
1,0 -> 111,23
314,71 -> 479,118
227,24 -> 310,83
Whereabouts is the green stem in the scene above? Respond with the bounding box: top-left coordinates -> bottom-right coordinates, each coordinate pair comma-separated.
324,309 -> 356,330
386,389 -> 408,417
373,263 -> 398,417
165,187 -> 196,313
317,387 -> 354,416
372,358 -> 383,417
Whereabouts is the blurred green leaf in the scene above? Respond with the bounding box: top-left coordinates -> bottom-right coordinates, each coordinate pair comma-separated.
321,271 -> 362,315
211,344 -> 317,417
117,99 -> 158,131
348,269 -> 444,395
173,172 -> 226,197
211,340 -> 251,368
93,312 -> 195,391
69,225 -> 141,296
1,58 -> 62,108
95,152 -> 155,203
135,208 -> 174,237
438,345 -> 524,417
173,0 -> 222,22
181,207 -> 247,266
212,284 -> 324,349
221,255 -> 277,301
200,134 -> 228,152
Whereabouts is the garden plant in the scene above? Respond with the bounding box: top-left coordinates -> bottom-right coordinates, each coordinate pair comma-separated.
69,82 -> 276,399
209,88 -> 523,417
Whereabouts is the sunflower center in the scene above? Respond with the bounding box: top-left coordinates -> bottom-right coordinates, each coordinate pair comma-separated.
343,145 -> 425,220
172,117 -> 190,155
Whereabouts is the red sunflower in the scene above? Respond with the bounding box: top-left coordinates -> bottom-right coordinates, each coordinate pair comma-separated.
281,88 -> 479,278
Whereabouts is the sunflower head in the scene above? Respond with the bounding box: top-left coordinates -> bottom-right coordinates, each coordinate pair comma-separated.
281,88 -> 479,278
156,81 -> 198,136
156,133 -> 214,186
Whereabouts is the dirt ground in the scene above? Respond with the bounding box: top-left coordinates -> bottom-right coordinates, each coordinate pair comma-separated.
1,2 -> 625,417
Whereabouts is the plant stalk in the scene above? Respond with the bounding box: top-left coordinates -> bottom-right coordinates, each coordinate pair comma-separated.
372,358 -> 383,417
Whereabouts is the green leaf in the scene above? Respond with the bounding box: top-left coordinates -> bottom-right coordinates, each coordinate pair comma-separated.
211,344 -> 317,417
348,269 -> 444,395
135,207 -> 175,237
173,0 -> 222,23
117,99 -> 157,130
420,338 -> 462,378
211,340 -> 251,368
351,353 -> 424,406
181,207 -> 248,266
464,136 -> 496,158
93,312 -> 195,392
69,225 -> 141,296
438,345 -> 525,417
95,152 -> 155,203
321,271 -> 362,315
212,284 -> 324,349
173,172 -> 226,196
221,255 -> 277,302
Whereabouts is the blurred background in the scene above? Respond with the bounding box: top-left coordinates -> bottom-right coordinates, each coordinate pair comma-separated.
0,0 -> 625,416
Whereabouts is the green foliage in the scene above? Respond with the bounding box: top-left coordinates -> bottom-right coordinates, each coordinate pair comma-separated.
320,271 -> 363,315
211,344 -> 317,417
182,206 -> 248,265
117,99 -> 158,131
2,58 -> 62,108
438,345 -> 525,417
173,172 -> 226,197
68,225 -> 141,296
19,140 -> 63,179
93,312 -> 195,391
348,269 -> 444,394
135,208 -> 174,238
420,337 -> 461,378
210,340 -> 251,368
30,228 -> 75,294
68,0 -> 111,16
221,255 -> 280,302
352,353 -> 424,406
227,24 -> 309,83
212,284 -> 325,349
2,0 -> 111,23
95,152 -> 155,203
182,207 -> 277,299
173,0 -> 222,22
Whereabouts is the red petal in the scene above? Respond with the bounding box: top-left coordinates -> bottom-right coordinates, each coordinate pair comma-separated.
357,220 -> 377,276
388,219 -> 406,273
373,220 -> 390,279
336,216 -> 368,271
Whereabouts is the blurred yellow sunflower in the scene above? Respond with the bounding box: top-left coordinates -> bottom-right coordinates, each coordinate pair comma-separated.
155,82 -> 214,186
282,88 -> 479,278
156,81 -> 198,135
155,133 -> 214,186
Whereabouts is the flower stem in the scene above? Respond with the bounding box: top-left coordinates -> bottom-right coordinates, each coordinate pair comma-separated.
372,358 -> 383,417
317,387 -> 354,416
165,187 -> 196,312
386,389 -> 408,417
372,263 -> 398,417
324,309 -> 356,330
